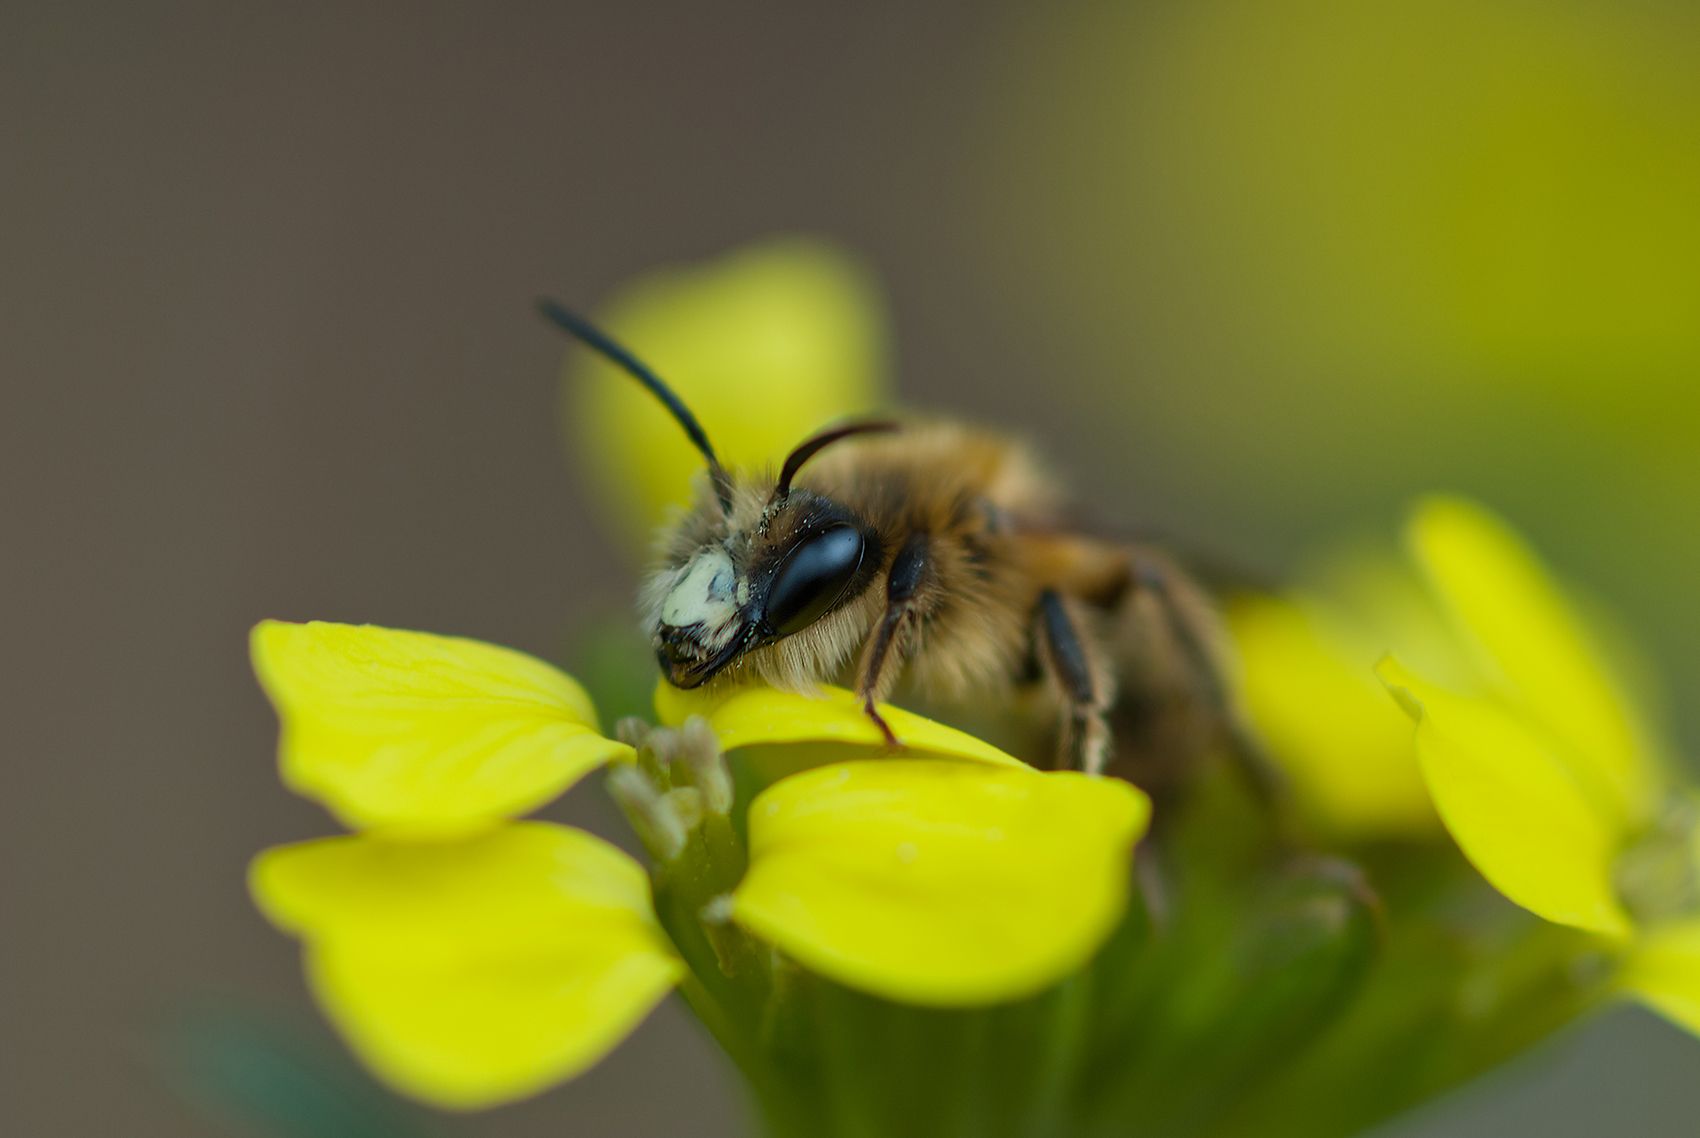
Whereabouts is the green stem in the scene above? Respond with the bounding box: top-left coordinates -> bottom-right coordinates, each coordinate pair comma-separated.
1024,976 -> 1092,1138
812,986 -> 891,1138
676,973 -> 753,1075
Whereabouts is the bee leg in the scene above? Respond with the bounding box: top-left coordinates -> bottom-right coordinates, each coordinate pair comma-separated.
855,532 -> 932,750
1129,555 -> 1283,806
1036,589 -> 1113,774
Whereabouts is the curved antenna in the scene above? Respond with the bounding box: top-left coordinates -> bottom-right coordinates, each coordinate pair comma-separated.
774,419 -> 900,500
538,297 -> 734,512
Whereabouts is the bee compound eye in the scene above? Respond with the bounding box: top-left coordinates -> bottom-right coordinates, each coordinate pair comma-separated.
762,524 -> 866,638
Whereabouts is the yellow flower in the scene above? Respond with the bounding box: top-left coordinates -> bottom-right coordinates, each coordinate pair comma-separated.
563,237 -> 891,547
660,679 -> 1150,1006
250,620 -> 1149,1107
1376,497 -> 1700,1035
654,678 -> 1027,771
1228,555 -> 1460,837
252,621 -> 633,835
251,621 -> 672,1107
733,758 -> 1146,1006
250,824 -> 684,1109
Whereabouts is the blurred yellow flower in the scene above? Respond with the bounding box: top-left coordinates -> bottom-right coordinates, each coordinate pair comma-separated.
1230,493 -> 1674,843
564,237 -> 891,548
251,619 -> 1149,1107
998,0 -> 1700,430
1228,558 -> 1459,838
1403,498 -> 1663,832
1377,498 -> 1700,1035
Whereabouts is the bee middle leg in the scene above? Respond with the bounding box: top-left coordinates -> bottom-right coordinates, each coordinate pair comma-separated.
855,532 -> 933,748
1035,589 -> 1114,775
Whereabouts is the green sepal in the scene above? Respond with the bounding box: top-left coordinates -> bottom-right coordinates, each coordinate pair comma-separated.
1087,857 -> 1382,1136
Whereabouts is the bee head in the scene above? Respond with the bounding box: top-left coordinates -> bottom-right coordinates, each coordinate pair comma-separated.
539,299 -> 895,688
650,482 -> 884,687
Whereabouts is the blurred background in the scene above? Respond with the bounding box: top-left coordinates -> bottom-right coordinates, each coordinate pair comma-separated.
5,2 -> 1699,1134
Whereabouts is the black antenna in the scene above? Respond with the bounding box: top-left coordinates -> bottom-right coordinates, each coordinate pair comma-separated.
538,297 -> 734,512
774,419 -> 900,500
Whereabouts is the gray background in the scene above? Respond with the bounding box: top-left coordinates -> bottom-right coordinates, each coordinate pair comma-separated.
5,4 -> 1695,1136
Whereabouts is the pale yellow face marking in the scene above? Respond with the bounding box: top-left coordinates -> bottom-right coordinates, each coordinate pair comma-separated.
660,548 -> 741,647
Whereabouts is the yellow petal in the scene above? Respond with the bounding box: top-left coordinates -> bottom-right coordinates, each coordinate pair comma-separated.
1378,657 -> 1631,937
654,679 -> 1027,769
1227,593 -> 1437,837
252,621 -> 632,835
732,759 -> 1149,1005
1407,496 -> 1661,831
567,238 -> 891,547
1619,918 -> 1700,1037
251,823 -> 683,1109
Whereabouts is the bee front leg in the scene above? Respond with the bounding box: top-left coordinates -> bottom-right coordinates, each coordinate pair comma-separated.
855,532 -> 932,749
1035,589 -> 1114,774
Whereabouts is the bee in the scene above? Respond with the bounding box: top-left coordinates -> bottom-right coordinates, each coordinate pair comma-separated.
543,299 -> 1251,782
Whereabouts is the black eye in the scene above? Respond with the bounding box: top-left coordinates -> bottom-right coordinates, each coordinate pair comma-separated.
762,524 -> 866,637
